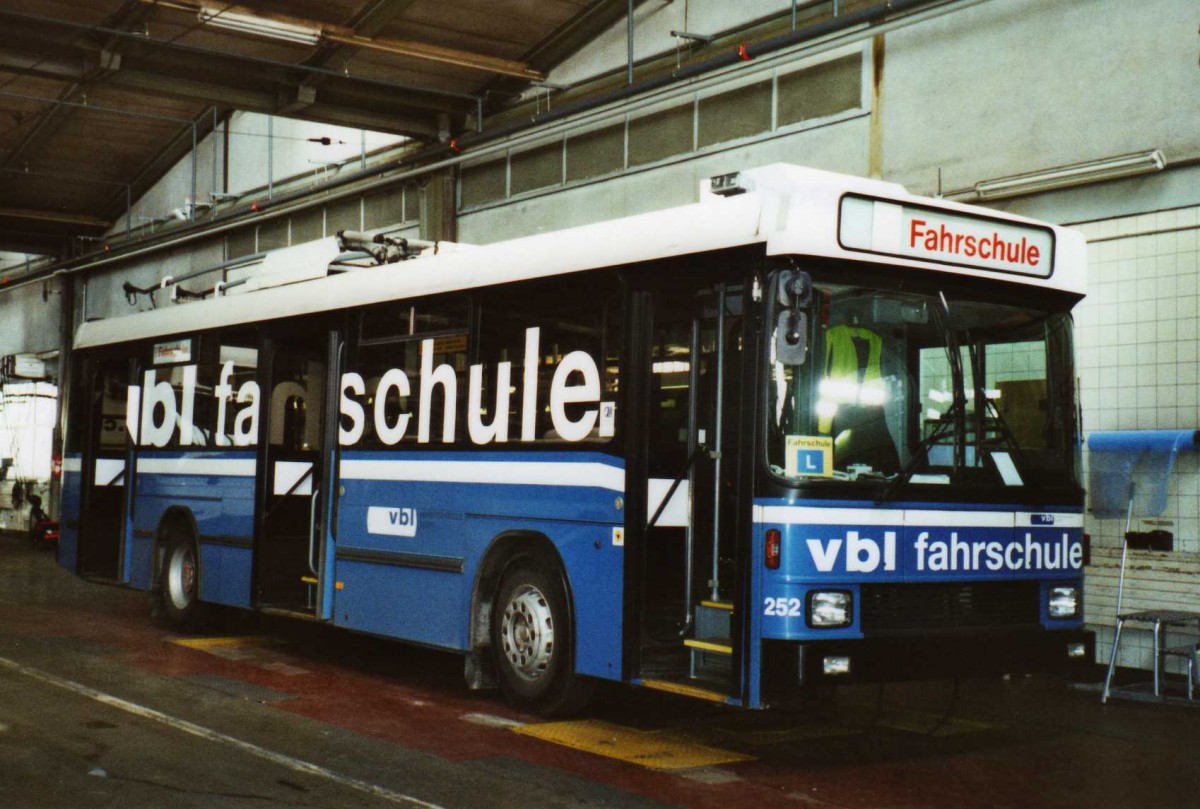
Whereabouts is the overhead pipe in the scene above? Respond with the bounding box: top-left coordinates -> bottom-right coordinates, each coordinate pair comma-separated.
627,0 -> 635,85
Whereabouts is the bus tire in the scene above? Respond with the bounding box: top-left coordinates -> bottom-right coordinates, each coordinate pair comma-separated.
159,534 -> 204,631
492,557 -> 592,716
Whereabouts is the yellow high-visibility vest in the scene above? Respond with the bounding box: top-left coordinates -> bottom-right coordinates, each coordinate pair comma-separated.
818,324 -> 883,433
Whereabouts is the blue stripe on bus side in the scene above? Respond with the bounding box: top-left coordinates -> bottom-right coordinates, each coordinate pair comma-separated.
332,450 -> 625,679
133,450 -> 257,607
58,456 -> 82,574
67,448 -> 627,678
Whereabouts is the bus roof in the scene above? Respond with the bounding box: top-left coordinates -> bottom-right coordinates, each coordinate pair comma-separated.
75,164 -> 1086,351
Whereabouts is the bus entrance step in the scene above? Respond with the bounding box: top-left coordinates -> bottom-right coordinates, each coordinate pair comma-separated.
686,635 -> 733,680
640,678 -> 731,704
684,637 -> 733,655
695,601 -> 733,640
258,606 -> 321,622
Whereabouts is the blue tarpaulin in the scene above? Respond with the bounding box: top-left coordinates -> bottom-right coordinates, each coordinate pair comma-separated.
1087,430 -> 1199,517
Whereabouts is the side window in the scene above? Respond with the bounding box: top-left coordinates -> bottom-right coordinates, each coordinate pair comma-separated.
476,273 -> 620,444
97,364 -> 130,451
134,338 -> 200,450
132,332 -> 259,449
349,298 -> 470,448
340,275 -> 621,449
209,331 -> 260,448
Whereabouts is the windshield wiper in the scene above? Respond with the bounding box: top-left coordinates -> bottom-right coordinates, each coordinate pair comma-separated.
878,291 -> 964,503
877,396 -> 961,503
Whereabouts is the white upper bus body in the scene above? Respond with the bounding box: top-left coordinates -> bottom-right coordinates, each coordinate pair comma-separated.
74,164 -> 1086,351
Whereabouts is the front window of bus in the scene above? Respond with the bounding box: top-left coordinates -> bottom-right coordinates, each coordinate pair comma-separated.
767,279 -> 1079,497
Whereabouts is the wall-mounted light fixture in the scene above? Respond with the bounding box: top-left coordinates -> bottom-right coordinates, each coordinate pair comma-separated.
198,7 -> 321,46
973,149 -> 1166,200
670,30 -> 715,45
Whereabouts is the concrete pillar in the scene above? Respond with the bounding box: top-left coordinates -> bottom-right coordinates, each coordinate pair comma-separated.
50,275 -> 75,519
419,168 -> 458,243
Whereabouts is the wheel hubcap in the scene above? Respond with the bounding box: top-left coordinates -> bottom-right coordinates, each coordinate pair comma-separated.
500,584 -> 554,681
167,546 -> 196,610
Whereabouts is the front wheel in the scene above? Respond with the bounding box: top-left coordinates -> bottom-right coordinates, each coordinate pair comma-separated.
159,535 -> 204,631
492,557 -> 592,716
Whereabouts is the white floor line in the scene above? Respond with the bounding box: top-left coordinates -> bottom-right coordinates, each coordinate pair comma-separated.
0,655 -> 444,809
460,712 -> 526,729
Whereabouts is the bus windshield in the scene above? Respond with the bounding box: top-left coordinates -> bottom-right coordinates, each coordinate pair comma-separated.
767,281 -> 1078,495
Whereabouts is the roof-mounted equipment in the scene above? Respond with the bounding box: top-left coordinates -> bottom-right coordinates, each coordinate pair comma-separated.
336,230 -> 434,265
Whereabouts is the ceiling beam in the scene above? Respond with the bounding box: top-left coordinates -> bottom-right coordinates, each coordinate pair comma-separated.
297,103 -> 438,139
0,207 -> 112,229
0,49 -> 124,171
347,0 -> 421,39
297,0 -> 420,90
0,9 -> 480,106
0,229 -> 73,257
0,49 -> 89,82
112,69 -> 278,113
109,69 -> 439,137
522,0 -> 654,72
141,0 -> 544,80
277,85 -> 318,116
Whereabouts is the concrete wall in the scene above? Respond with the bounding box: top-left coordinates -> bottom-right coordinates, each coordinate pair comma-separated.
883,0 -> 1199,195
122,112 -> 403,238
465,0 -> 1196,240
0,279 -> 61,358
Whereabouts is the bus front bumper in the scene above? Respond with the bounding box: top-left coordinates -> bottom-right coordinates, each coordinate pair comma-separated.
762,628 -> 1095,697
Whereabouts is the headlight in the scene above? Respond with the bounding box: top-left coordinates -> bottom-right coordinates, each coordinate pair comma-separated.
808,590 -> 853,628
1048,586 -> 1079,619
822,655 -> 852,675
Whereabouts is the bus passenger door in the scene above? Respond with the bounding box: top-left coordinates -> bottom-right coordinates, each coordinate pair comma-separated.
255,326 -> 331,615
76,355 -> 134,581
631,280 -> 745,698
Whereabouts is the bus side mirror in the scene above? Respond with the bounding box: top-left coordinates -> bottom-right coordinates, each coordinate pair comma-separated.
777,270 -> 812,309
775,310 -> 808,365
774,269 -> 812,366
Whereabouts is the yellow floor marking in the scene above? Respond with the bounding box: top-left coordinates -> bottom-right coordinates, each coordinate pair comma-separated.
514,719 -> 754,771
170,636 -> 280,651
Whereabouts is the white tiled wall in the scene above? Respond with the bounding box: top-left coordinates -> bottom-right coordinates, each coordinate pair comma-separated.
1074,206 -> 1200,673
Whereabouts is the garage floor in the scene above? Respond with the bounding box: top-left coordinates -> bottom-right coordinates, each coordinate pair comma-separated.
0,533 -> 1196,809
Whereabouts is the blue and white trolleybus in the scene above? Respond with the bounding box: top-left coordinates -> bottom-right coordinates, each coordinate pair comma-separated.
60,164 -> 1092,714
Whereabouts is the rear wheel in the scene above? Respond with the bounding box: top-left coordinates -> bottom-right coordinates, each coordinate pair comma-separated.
159,534 -> 204,631
492,557 -> 592,716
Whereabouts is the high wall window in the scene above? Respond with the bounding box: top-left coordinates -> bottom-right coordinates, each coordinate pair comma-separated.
460,48 -> 866,211
225,186 -> 418,260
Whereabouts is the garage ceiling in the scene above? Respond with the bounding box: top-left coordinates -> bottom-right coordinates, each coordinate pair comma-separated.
0,0 -> 635,257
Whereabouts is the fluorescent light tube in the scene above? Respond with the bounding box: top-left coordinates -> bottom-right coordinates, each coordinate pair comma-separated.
198,7 -> 321,46
974,149 -> 1166,200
